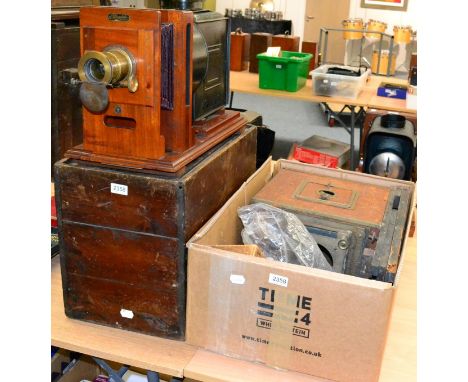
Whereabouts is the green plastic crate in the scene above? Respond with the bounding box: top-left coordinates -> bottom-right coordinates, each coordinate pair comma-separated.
257,51 -> 313,92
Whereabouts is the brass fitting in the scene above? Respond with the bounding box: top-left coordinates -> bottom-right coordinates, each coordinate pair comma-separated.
78,47 -> 138,92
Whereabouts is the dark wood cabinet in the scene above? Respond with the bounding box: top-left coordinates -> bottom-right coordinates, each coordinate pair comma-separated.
272,34 -> 300,52
230,30 -> 251,71
249,32 -> 273,73
51,18 -> 83,175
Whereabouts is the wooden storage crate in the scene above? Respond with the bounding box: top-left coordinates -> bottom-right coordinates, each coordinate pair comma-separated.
54,126 -> 257,339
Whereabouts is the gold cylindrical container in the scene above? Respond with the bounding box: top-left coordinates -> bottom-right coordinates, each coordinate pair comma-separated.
365,19 -> 387,39
342,18 -> 364,40
393,25 -> 412,44
371,50 -> 396,75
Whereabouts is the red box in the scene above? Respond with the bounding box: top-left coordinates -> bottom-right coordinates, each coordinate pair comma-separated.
289,135 -> 350,169
291,144 -> 339,168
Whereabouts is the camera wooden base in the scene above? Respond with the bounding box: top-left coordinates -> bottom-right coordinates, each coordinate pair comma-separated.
66,109 -> 246,173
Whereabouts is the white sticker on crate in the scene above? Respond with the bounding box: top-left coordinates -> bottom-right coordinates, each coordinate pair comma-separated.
120,308 -> 134,319
230,274 -> 246,285
276,64 -> 282,69
268,273 -> 288,287
111,183 -> 128,196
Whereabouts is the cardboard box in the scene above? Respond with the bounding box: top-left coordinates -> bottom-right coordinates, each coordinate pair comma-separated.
52,348 -> 75,381
186,159 -> 415,382
56,355 -> 101,382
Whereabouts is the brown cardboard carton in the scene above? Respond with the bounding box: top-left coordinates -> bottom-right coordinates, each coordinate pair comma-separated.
186,159 -> 415,382
56,356 -> 101,382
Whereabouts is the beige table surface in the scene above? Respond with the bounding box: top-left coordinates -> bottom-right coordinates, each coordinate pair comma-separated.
365,76 -> 417,114
229,70 -> 374,107
366,94 -> 416,114
230,70 -> 416,115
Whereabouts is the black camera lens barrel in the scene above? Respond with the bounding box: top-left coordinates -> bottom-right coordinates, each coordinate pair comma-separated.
160,0 -> 205,10
380,114 -> 406,129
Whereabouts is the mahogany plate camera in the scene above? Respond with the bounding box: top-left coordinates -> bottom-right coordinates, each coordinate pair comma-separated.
66,6 -> 245,172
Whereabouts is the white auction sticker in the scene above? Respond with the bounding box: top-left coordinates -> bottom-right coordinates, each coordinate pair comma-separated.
268,273 -> 288,287
120,308 -> 134,319
111,183 -> 128,196
230,274 -> 246,285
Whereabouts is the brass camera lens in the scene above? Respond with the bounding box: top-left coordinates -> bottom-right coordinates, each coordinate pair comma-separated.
85,58 -> 106,82
78,48 -> 136,89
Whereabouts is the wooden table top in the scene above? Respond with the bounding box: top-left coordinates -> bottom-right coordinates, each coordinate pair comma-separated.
365,76 -> 416,114
52,227 -> 416,381
229,71 -> 373,108
366,93 -> 416,114
230,70 -> 417,114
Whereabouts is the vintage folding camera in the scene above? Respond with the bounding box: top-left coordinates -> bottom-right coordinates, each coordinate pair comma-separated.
252,167 -> 412,282
66,6 -> 245,172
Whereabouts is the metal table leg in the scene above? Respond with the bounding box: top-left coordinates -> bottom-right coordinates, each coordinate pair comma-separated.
147,371 -> 160,382
349,106 -> 366,170
92,357 -> 128,382
350,105 -> 356,169
92,357 -> 165,382
320,103 -> 366,170
320,103 -> 351,135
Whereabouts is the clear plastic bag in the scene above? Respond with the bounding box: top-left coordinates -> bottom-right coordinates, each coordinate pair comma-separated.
238,203 -> 333,271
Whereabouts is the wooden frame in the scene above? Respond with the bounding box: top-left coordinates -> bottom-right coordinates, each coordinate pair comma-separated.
360,0 -> 408,11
